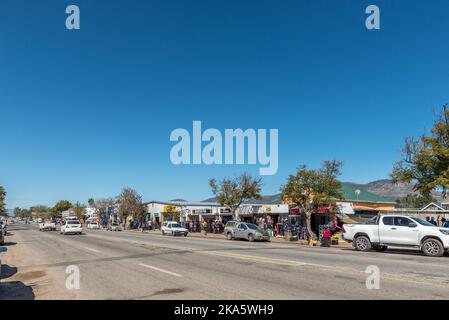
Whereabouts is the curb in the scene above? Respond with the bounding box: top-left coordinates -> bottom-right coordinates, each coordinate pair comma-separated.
118,229 -> 352,249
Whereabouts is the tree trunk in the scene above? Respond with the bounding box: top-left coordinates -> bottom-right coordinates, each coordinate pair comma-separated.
305,211 -> 317,245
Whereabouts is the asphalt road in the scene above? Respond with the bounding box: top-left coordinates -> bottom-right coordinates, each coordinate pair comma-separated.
1,222 -> 449,300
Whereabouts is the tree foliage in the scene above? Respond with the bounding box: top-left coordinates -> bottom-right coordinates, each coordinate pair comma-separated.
392,105 -> 449,198
13,207 -> 32,219
281,160 -> 343,242
117,187 -> 144,228
396,193 -> 435,209
51,200 -> 73,219
72,202 -> 86,220
209,172 -> 262,216
0,186 -> 6,217
31,205 -> 51,219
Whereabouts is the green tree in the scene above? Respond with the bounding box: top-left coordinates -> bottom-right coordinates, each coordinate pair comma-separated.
13,207 -> 22,218
209,173 -> 262,219
396,193 -> 435,209
281,160 -> 343,244
0,186 -> 7,217
88,198 -> 95,207
51,200 -> 73,219
32,205 -> 50,220
392,105 -> 449,199
117,187 -> 144,229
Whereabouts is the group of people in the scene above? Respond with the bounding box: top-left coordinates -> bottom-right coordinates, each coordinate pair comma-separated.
185,220 -> 224,233
428,216 -> 449,228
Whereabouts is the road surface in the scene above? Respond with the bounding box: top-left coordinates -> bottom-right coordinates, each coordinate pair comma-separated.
1,222 -> 449,299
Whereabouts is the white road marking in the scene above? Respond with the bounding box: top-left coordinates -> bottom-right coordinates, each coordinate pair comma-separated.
84,247 -> 100,253
138,263 -> 182,277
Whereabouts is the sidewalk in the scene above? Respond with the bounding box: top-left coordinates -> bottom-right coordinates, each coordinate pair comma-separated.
123,229 -> 353,248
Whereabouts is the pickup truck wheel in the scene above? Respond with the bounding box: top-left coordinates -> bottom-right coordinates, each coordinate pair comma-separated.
422,238 -> 444,257
226,232 -> 233,240
373,245 -> 388,252
354,235 -> 372,251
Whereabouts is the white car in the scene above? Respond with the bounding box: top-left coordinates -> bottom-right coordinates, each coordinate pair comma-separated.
343,215 -> 449,257
87,222 -> 100,229
60,220 -> 83,235
39,221 -> 56,231
161,221 -> 188,237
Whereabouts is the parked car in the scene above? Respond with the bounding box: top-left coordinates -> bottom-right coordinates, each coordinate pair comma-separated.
0,225 -> 4,245
107,223 -> 122,231
343,215 -> 449,257
87,222 -> 100,230
224,221 -> 238,233
224,221 -> 270,242
60,220 -> 83,235
39,220 -> 56,231
161,221 -> 188,236
0,220 -> 7,236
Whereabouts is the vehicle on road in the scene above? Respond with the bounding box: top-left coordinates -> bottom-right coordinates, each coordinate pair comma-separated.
224,221 -> 270,242
107,223 -> 122,231
161,221 -> 188,236
0,225 -> 4,245
60,220 -> 83,235
87,222 -> 100,230
0,220 -> 7,237
39,220 -> 56,231
343,215 -> 449,257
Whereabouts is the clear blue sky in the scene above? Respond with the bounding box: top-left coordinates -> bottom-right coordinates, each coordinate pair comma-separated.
1,0 -> 448,208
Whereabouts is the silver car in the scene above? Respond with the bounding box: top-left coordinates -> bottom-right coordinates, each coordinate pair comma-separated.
225,222 -> 270,242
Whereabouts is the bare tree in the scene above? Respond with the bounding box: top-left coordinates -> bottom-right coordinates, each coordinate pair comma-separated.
209,173 -> 262,220
117,187 -> 144,229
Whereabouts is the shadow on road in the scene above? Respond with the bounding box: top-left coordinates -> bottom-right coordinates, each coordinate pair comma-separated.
340,247 -> 426,257
1,241 -> 17,247
0,281 -> 35,300
0,264 -> 36,300
1,263 -> 18,279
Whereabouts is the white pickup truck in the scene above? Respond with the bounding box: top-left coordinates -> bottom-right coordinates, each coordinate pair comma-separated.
39,220 -> 56,231
343,215 -> 449,257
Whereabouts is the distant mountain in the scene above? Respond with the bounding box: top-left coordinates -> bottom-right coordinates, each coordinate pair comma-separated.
202,179 -> 445,204
343,179 -> 444,202
169,199 -> 188,202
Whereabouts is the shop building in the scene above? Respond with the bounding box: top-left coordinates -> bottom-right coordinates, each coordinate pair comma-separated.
144,200 -> 289,227
337,183 -> 396,217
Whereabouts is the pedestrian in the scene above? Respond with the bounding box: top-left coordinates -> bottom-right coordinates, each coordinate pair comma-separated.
442,218 -> 449,228
430,217 -> 437,226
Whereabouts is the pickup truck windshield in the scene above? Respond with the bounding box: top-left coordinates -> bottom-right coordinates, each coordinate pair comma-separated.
411,217 -> 435,227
